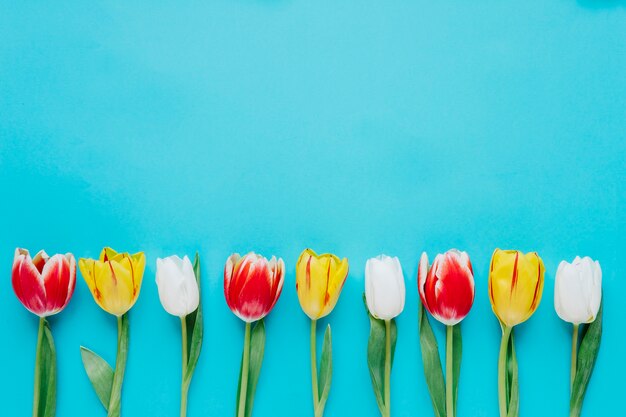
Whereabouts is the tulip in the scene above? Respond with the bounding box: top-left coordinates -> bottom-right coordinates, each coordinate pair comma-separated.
489,249 -> 545,417
365,255 -> 405,417
78,247 -> 146,417
79,247 -> 146,317
489,249 -> 544,328
224,252 -> 284,323
555,257 -> 602,325
418,250 -> 474,417
296,249 -> 349,417
12,248 -> 76,317
554,256 -> 602,404
365,255 -> 405,320
156,254 -> 203,417
418,250 -> 474,326
224,252 -> 284,417
12,248 -> 76,417
156,255 -> 199,317
296,248 -> 349,320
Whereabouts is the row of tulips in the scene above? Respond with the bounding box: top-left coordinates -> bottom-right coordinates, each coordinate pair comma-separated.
12,248 -> 602,417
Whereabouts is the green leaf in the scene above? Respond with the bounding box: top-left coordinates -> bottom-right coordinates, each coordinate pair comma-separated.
184,252 -> 204,384
451,323 -> 462,417
365,295 -> 397,415
570,303 -> 603,417
37,319 -> 56,417
506,329 -> 519,417
235,320 -> 266,417
80,346 -> 113,411
417,302 -> 446,417
317,324 -> 333,414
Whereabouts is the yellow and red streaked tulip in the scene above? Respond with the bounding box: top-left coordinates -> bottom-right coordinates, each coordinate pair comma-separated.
224,252 -> 284,322
78,247 -> 146,316
418,250 -> 475,326
295,248 -> 349,320
12,248 -> 76,317
488,249 -> 545,327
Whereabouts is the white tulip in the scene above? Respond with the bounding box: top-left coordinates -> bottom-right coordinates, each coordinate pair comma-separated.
554,256 -> 602,324
156,255 -> 200,317
365,255 -> 406,320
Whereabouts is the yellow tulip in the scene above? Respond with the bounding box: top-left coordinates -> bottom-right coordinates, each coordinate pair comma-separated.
79,247 -> 146,316
488,248 -> 545,327
296,248 -> 349,320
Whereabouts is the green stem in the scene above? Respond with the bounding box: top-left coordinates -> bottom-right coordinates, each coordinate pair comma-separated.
570,324 -> 579,392
181,316 -> 189,417
32,317 -> 45,417
384,319 -> 391,417
237,322 -> 252,417
108,314 -> 129,417
446,325 -> 454,417
311,319 -> 320,416
498,326 -> 512,417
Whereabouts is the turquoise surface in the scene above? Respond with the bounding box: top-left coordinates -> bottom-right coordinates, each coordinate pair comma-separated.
1,1 -> 625,416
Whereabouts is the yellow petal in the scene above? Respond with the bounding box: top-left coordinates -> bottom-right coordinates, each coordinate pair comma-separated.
128,251 -> 146,297
320,256 -> 349,317
78,258 -> 97,297
100,247 -> 119,262
96,260 -> 134,316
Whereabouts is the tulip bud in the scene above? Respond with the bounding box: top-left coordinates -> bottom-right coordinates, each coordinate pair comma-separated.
12,248 -> 76,317
488,249 -> 544,327
156,255 -> 199,317
296,248 -> 349,320
365,255 -> 405,320
554,256 -> 602,325
79,247 -> 146,316
418,249 -> 475,326
224,252 -> 284,322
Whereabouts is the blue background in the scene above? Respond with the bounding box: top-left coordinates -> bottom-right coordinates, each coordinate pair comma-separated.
1,1 -> 625,416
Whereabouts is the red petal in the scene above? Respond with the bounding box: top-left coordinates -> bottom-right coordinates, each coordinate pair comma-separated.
42,254 -> 72,314
32,250 -> 50,273
12,252 -> 47,316
64,254 -> 77,307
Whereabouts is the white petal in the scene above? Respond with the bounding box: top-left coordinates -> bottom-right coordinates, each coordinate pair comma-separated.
588,260 -> 602,322
365,259 -> 376,316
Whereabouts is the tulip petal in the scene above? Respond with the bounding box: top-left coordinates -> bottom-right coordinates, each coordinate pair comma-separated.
41,254 -> 72,314
12,249 -> 47,316
32,250 -> 50,273
417,252 -> 429,310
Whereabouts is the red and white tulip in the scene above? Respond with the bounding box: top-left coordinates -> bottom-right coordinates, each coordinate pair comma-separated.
12,248 -> 76,317
418,249 -> 474,326
224,252 -> 284,322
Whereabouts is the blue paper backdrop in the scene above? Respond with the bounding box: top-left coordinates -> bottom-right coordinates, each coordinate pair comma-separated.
1,1 -> 625,416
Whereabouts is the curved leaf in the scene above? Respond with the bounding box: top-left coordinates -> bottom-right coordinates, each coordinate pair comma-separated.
570,304 -> 603,417
418,302 -> 445,417
185,252 -> 203,384
235,320 -> 266,417
37,319 -> 56,417
365,295 -> 397,415
506,329 -> 519,417
80,346 -> 113,411
317,324 -> 333,414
